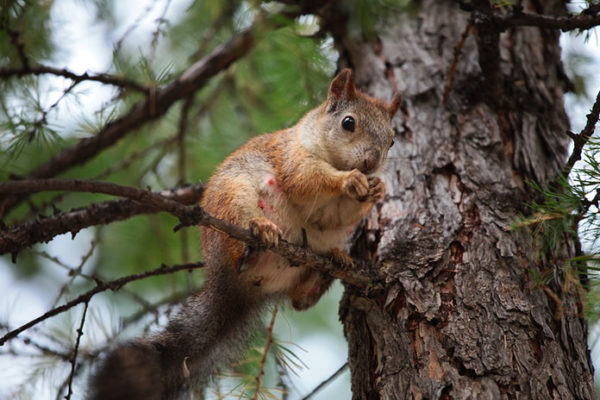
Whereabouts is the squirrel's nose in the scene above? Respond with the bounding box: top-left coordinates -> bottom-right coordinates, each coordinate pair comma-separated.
363,149 -> 380,173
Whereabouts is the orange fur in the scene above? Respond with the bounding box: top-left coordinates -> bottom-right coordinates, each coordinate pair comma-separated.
89,70 -> 403,400
201,69 -> 401,309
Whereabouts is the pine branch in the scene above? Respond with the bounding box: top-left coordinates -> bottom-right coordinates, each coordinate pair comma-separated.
149,0 -> 173,62
0,179 -> 377,288
462,1 -> 600,32
48,236 -> 100,307
3,331 -> 71,361
251,305 -> 278,400
300,362 -> 349,400
0,65 -> 149,93
0,183 -> 205,255
490,6 -> 600,32
0,261 -> 205,346
0,19 -> 258,218
563,88 -> 600,177
15,135 -> 181,224
0,21 -> 30,69
65,301 -> 89,400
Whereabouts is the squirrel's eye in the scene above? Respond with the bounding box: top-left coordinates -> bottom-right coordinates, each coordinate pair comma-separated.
341,116 -> 355,132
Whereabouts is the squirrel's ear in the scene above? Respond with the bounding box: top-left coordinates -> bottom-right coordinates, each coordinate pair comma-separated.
387,93 -> 403,118
326,69 -> 357,111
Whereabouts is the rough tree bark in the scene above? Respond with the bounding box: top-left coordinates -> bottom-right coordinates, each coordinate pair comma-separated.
332,1 -> 596,399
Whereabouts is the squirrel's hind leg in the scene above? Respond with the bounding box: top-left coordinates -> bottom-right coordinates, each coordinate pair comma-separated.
288,270 -> 334,311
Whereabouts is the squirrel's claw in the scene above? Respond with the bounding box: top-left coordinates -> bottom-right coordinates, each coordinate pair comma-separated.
343,169 -> 369,200
330,248 -> 355,269
249,217 -> 282,248
366,176 -> 386,202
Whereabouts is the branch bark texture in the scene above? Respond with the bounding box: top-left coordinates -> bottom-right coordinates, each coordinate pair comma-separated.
0,183 -> 205,255
0,179 -> 373,288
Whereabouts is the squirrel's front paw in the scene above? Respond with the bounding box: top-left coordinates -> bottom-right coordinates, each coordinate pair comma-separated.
342,169 -> 369,200
330,248 -> 355,269
365,176 -> 386,202
249,217 -> 282,248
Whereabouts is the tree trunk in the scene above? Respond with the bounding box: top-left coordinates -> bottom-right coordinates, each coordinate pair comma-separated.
333,1 -> 596,398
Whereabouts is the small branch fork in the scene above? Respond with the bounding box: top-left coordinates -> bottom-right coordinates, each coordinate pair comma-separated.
0,261 -> 205,346
64,301 -> 89,400
0,65 -> 149,93
0,179 -> 377,289
563,88 -> 600,178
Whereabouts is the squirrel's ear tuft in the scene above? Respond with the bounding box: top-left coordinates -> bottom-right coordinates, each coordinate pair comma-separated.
326,69 -> 357,111
387,93 -> 403,118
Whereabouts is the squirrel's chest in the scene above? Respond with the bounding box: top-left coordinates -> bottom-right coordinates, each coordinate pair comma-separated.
256,172 -> 363,251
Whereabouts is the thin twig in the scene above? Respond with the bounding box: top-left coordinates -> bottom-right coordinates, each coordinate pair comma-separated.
120,291 -> 188,330
114,0 -> 160,54
8,334 -> 71,361
0,179 -> 195,217
149,0 -> 173,62
0,65 -> 149,93
562,88 -> 600,178
64,300 -> 89,400
274,355 -> 291,400
252,305 -> 278,400
50,236 -> 99,307
300,362 -> 349,400
94,136 -> 179,182
442,21 -> 472,107
0,261 -> 204,346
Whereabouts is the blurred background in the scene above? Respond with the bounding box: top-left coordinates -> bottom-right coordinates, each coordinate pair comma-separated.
0,0 -> 599,399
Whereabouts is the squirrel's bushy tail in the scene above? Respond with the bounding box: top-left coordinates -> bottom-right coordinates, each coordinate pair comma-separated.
89,268 -> 264,400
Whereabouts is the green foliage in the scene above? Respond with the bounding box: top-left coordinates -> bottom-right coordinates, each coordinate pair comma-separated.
0,0 -> 351,398
490,0 -> 516,7
342,0 -> 414,39
512,138 -> 600,322
0,0 -> 54,66
511,177 -> 580,256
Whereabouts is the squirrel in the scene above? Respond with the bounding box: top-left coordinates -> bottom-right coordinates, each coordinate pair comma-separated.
89,68 -> 402,400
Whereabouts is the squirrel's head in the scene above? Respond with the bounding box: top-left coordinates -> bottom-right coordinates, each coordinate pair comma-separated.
315,68 -> 402,175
